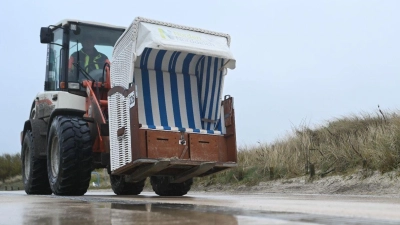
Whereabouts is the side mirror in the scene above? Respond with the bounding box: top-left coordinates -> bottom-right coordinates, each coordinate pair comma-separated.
40,27 -> 53,44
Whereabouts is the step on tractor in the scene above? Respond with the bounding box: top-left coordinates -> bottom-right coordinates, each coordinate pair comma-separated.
21,17 -> 237,196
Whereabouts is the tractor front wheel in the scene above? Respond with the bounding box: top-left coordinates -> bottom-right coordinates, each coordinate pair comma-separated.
47,116 -> 93,196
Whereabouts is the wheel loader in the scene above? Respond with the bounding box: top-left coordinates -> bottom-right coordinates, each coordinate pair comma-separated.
21,17 -> 237,196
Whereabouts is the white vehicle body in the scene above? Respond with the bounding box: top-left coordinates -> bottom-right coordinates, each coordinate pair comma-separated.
34,91 -> 86,119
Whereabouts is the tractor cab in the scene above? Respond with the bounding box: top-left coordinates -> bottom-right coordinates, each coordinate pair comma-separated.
40,20 -> 125,94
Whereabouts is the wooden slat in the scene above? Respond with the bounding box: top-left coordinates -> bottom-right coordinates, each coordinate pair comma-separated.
126,160 -> 171,182
171,162 -> 216,183
111,158 -> 158,175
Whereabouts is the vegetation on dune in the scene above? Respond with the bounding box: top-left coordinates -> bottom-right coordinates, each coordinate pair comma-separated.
0,153 -> 21,183
197,110 -> 400,187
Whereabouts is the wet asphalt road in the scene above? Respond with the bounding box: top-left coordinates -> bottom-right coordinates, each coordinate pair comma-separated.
1,191 -> 400,225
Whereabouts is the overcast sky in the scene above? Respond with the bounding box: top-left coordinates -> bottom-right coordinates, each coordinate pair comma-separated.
1,0 -> 399,154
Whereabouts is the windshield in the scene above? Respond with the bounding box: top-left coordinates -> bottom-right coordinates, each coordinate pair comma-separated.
68,23 -> 124,83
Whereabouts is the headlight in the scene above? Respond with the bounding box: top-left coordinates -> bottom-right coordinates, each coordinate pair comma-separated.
68,82 -> 80,89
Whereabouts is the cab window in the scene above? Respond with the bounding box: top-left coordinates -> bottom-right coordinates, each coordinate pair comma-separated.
68,24 -> 124,83
45,28 -> 63,91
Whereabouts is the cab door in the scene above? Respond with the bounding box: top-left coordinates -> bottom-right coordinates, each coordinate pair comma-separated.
44,28 -> 64,91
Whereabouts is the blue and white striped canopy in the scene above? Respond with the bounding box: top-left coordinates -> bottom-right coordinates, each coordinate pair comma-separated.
135,48 -> 225,134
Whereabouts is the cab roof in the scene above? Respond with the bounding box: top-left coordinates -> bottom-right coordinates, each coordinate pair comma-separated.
55,19 -> 126,30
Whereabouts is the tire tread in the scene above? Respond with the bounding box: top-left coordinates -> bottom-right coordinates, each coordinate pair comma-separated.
22,131 -> 52,195
48,116 -> 92,196
150,176 -> 192,196
110,175 -> 144,195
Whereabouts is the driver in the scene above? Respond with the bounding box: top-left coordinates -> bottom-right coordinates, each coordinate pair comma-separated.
68,35 -> 110,78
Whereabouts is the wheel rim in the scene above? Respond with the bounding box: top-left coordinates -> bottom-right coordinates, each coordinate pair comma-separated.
50,136 -> 60,178
24,144 -> 31,178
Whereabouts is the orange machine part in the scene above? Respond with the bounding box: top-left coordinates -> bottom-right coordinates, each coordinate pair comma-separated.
82,80 -> 109,153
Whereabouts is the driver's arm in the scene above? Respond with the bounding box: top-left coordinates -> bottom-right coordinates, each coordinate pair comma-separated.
68,56 -> 75,72
68,53 -> 77,81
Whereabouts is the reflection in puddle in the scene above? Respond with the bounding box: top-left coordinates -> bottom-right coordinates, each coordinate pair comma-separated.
7,192 -> 395,225
20,199 -> 399,225
112,203 -> 240,224
22,201 -> 240,225
22,201 -> 97,225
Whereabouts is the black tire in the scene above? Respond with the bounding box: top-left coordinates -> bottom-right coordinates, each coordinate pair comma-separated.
21,130 -> 52,195
110,175 -> 145,195
47,116 -> 93,196
150,176 -> 193,196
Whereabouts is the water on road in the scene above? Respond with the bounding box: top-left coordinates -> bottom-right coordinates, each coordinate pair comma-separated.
1,191 -> 400,225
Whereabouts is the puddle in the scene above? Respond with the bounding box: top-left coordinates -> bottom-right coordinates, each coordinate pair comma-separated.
17,200 -> 399,225
15,200 -> 316,225
1,192 -> 399,225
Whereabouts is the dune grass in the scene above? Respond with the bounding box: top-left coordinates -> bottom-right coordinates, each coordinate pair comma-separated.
196,110 -> 400,187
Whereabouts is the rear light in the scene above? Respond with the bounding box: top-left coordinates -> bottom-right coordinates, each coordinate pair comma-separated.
60,82 -> 66,89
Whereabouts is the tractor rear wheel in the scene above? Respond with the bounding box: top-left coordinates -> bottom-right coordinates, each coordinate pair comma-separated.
150,176 -> 193,196
21,130 -> 52,195
47,116 -> 92,196
110,175 -> 145,195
